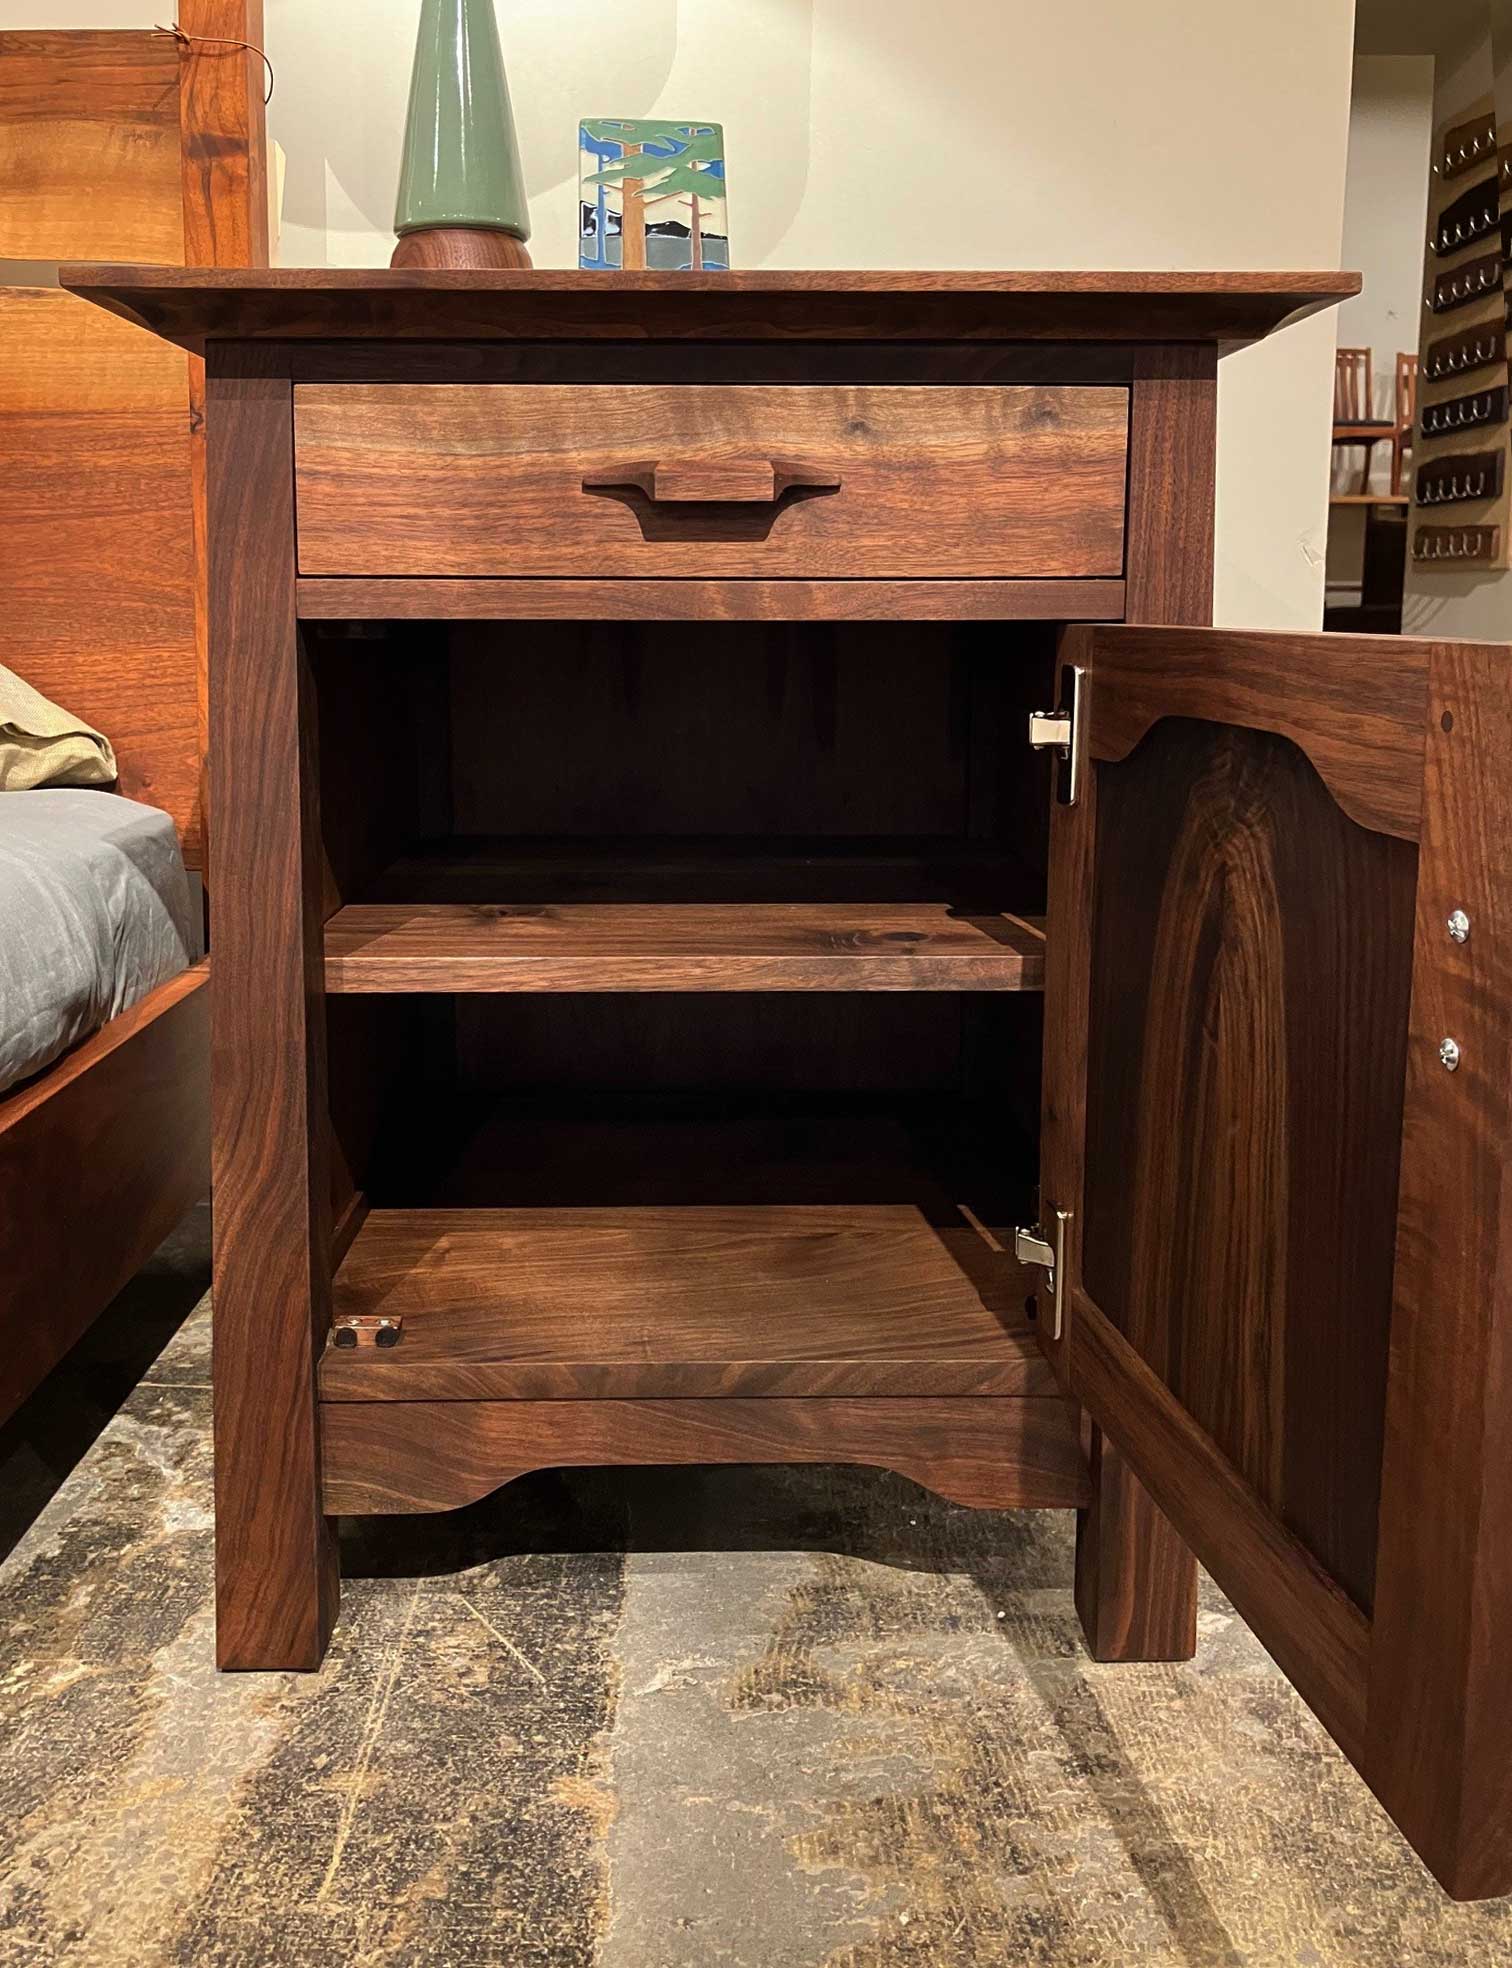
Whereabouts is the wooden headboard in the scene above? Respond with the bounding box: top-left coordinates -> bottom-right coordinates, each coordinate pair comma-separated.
0,4 -> 268,868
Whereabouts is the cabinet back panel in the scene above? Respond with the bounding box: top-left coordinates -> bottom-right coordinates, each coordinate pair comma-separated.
1081,718 -> 1417,1614
447,622 -> 1052,843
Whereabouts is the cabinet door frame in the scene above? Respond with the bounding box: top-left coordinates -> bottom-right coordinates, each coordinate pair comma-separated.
1040,621 -> 1512,1901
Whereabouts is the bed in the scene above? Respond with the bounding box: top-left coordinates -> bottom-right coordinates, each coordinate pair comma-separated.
0,6 -> 267,1424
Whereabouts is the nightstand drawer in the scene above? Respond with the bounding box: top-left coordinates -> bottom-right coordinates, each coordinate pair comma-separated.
293,383 -> 1129,580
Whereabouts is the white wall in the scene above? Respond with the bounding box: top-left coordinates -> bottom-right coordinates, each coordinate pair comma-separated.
1334,57 -> 1433,465
3,0 -> 1360,628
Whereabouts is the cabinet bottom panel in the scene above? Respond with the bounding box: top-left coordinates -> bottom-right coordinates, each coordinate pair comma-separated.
320,1395 -> 1090,1517
320,1202 -> 1052,1402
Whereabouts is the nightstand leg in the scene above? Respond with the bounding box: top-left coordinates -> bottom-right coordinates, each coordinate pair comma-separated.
1069,344 -> 1207,1666
207,345 -> 338,1670
1075,1426 -> 1198,1661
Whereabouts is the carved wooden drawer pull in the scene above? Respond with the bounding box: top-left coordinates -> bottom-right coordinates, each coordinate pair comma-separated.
582,457 -> 843,504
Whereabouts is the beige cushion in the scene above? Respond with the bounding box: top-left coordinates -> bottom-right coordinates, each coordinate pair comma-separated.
0,662 -> 116,792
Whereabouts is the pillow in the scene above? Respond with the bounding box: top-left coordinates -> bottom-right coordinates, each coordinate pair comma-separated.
0,662 -> 117,792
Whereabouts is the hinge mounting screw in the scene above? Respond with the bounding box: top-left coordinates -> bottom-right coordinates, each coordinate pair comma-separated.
1439,1036 -> 1462,1072
1447,909 -> 1470,943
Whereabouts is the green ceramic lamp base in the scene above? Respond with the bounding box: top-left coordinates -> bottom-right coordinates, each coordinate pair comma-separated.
391,226 -> 533,270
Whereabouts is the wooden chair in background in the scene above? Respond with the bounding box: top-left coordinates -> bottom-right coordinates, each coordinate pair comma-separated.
1332,346 -> 1394,493
1391,351 -> 1417,497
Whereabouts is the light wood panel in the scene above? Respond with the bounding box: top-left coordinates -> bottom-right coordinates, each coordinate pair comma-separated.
0,17 -> 267,867
323,902 -> 1046,994
320,1204 -> 1053,1402
0,295 -> 198,835
0,31 -> 183,263
293,384 -> 1130,581
178,0 -> 270,269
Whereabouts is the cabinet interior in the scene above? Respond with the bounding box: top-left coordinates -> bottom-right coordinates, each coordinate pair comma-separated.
313,618 -> 1061,1393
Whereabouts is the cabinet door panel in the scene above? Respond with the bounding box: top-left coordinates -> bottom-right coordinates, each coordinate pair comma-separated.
1044,622 -> 1512,1899
1083,714 -> 1417,1613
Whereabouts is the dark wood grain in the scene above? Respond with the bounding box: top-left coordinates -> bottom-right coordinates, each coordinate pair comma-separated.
362,838 -> 1041,909
207,344 -> 337,1670
1062,344 -> 1218,1663
0,966 -> 208,1428
295,577 -> 1128,623
391,225 -> 532,270
1074,1426 -> 1199,1661
319,1205 -> 1051,1401
1367,640 -> 1512,1900
1123,345 -> 1217,621
323,902 -> 1045,994
441,620 -> 1047,845
321,1394 -> 1090,1516
288,342 -> 1144,387
1079,624 -> 1432,840
1081,716 -> 1418,1611
61,266 -> 1360,353
292,384 -> 1128,581
1072,1290 -> 1370,1764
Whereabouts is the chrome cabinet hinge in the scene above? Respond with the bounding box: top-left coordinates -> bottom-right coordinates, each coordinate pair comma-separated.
1027,663 -> 1085,805
1014,1207 -> 1073,1342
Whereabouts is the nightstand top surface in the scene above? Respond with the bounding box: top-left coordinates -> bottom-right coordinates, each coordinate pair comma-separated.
60,265 -> 1359,352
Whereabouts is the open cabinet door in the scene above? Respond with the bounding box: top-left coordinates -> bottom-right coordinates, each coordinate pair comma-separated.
1034,623 -> 1512,1900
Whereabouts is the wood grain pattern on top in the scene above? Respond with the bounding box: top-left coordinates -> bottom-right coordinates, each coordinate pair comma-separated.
62,266 -> 1361,351
292,384 -> 1128,581
323,902 -> 1046,994
320,1204 -> 1052,1402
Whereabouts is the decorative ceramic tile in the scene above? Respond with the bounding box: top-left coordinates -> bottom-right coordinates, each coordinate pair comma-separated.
580,119 -> 729,271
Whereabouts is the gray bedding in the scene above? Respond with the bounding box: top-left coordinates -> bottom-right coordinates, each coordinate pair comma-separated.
0,790 -> 194,1096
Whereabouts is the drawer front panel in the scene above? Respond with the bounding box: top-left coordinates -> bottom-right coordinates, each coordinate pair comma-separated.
293,383 -> 1129,580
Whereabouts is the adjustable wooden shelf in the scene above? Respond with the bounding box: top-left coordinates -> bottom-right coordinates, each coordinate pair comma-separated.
65,265 -> 1512,1900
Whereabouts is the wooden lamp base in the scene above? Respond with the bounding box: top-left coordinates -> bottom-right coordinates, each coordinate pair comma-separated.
391,226 -> 533,270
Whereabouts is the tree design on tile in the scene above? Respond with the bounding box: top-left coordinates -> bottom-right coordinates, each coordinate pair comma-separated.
580,119 -> 728,272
